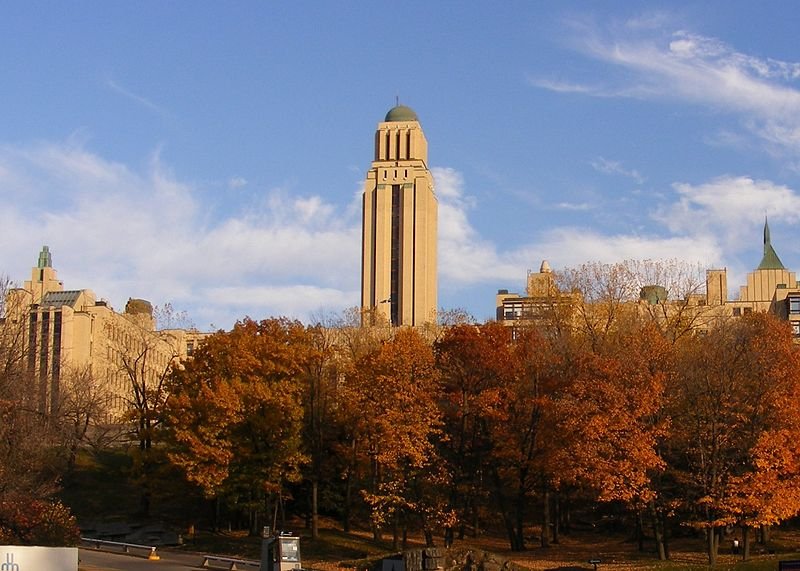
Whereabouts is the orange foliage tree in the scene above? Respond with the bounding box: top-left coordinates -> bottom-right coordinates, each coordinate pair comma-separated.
165,318 -> 311,534
340,327 -> 449,547
434,322 -> 516,543
553,323 -> 671,557
670,313 -> 800,565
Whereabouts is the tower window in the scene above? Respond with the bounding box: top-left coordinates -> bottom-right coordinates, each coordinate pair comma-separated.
390,185 -> 401,326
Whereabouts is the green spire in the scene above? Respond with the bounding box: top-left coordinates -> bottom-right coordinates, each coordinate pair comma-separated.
757,218 -> 785,270
37,245 -> 52,269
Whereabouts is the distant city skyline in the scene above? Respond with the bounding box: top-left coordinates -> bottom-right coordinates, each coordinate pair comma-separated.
3,3 -> 800,329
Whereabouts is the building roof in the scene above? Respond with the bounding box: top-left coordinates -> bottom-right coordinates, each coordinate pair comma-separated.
385,104 -> 418,122
757,219 -> 786,270
41,290 -> 82,308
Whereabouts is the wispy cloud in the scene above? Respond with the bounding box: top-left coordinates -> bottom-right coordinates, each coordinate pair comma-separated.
555,202 -> 593,211
105,78 -> 171,117
527,77 -> 612,96
228,176 -> 247,189
533,17 -> 800,160
590,157 -> 645,184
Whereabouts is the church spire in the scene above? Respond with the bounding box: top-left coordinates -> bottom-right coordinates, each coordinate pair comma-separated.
757,217 -> 785,270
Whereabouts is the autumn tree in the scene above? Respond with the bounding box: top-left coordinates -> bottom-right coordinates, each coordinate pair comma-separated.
324,307 -> 392,532
435,322 -> 514,543
300,321 -> 345,539
670,313 -> 800,565
106,308 -> 180,516
549,260 -> 706,558
555,259 -> 711,350
553,323 -> 672,558
0,275 -> 80,544
166,318 -> 310,534
52,365 -> 117,475
340,327 -> 448,547
484,325 -> 565,551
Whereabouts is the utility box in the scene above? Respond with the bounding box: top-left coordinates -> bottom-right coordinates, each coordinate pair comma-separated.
260,530 -> 301,571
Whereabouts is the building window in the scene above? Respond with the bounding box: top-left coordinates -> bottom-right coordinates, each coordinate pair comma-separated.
187,341 -> 194,356
732,307 -> 741,317
390,184 -> 401,326
792,323 -> 800,337
743,307 -> 753,315
789,297 -> 800,315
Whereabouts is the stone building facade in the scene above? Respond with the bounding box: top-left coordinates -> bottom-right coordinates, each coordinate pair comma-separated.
3,246 -> 205,420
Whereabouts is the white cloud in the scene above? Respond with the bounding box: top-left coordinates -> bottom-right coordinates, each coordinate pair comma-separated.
434,167 -> 522,284
533,227 -> 719,268
201,285 -> 357,325
0,141 -> 360,329
654,176 -> 800,247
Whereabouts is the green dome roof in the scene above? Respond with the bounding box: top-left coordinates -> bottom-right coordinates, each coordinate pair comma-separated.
385,104 -> 418,122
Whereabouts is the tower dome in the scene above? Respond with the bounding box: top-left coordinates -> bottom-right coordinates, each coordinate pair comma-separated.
385,104 -> 418,122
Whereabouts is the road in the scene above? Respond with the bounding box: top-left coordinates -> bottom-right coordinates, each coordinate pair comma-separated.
79,547 -> 259,570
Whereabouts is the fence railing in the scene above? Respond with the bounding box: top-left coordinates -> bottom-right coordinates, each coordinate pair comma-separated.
80,537 -> 160,560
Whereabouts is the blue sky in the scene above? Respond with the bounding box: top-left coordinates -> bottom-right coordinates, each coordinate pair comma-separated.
3,2 -> 800,329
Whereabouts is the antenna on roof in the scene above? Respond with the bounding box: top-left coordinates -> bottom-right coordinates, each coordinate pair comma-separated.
396,95 -> 399,106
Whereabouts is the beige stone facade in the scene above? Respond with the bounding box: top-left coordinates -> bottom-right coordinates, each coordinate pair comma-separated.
4,246 -> 205,420
361,104 -> 438,327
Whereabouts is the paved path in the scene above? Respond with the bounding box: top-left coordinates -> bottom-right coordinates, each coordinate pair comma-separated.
79,546 -> 257,570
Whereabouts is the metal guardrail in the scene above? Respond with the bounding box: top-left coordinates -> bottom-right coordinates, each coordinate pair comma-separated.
201,554 -> 260,570
80,537 -> 160,560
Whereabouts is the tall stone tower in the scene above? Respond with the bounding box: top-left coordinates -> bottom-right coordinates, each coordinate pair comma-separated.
361,104 -> 438,326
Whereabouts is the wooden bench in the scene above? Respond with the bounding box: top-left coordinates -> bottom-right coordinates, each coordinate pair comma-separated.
201,554 -> 261,570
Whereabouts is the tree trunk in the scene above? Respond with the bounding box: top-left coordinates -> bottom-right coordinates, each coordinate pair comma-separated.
424,529 -> 434,547
278,493 -> 286,531
706,526 -> 719,567
706,528 -> 717,567
742,525 -> 750,561
649,501 -> 667,561
760,524 -> 771,544
472,500 -> 479,538
552,493 -> 560,544
311,480 -> 319,539
636,510 -> 644,552
541,488 -> 551,548
343,470 -> 352,532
